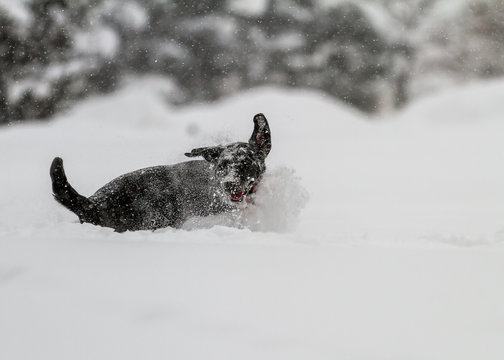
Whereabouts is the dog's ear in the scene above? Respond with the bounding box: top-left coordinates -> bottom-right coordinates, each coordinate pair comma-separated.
249,113 -> 271,160
185,146 -> 224,163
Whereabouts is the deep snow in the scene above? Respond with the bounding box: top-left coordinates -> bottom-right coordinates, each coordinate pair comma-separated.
1,78 -> 504,359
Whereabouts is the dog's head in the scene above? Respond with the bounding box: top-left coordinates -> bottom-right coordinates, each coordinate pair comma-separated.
185,113 -> 271,202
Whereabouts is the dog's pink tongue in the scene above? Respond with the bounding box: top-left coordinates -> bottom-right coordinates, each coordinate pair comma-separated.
230,191 -> 244,201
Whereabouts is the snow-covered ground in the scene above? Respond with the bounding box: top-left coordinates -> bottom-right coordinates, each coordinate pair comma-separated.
1,78 -> 504,359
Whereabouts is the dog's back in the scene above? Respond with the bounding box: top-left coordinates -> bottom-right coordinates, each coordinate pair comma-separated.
88,160 -> 232,231
51,158 -> 233,232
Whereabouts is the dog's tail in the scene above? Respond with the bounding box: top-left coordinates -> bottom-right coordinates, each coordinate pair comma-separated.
50,157 -> 99,225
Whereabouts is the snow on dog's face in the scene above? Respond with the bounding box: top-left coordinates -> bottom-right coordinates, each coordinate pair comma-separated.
185,113 -> 271,202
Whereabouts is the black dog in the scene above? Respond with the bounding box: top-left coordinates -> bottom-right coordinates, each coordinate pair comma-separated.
50,113 -> 271,232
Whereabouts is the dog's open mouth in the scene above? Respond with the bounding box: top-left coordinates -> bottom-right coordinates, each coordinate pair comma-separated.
229,191 -> 244,202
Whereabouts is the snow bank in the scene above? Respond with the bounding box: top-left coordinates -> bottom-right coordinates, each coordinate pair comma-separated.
1,75 -> 504,242
1,78 -> 504,359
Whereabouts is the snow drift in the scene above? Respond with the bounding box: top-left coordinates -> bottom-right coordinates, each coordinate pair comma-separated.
1,78 -> 504,360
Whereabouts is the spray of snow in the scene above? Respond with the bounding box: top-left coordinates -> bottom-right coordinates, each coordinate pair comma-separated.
182,166 -> 309,232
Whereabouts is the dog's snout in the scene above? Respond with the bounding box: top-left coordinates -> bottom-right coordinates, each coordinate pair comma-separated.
223,182 -> 244,202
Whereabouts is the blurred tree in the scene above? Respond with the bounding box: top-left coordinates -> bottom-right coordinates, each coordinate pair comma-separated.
172,0 -> 224,17
9,0 -> 491,124
0,13 -> 18,123
26,0 -> 71,65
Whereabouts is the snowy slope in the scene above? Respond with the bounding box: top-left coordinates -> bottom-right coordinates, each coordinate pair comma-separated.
1,78 -> 504,359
